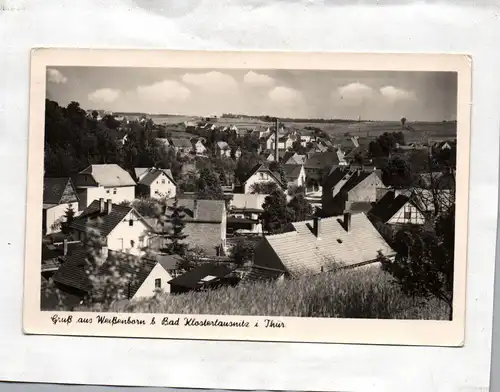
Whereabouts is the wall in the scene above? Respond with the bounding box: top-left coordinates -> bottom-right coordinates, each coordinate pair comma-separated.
132,263 -> 173,299
79,186 -> 135,208
44,202 -> 74,234
147,172 -> 177,199
107,210 -> 150,255
244,172 -> 280,194
347,173 -> 385,203
388,203 -> 426,225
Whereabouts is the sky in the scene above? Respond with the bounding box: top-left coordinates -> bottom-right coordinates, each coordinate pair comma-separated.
46,66 -> 457,121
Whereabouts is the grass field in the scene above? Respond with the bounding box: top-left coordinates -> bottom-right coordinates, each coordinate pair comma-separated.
93,267 -> 449,320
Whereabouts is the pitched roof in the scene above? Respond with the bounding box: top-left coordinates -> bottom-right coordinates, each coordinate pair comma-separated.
53,248 -> 159,298
43,178 -> 79,205
165,198 -> 225,223
242,163 -> 283,186
79,164 -> 136,187
240,265 -> 284,283
217,141 -> 230,149
69,200 -> 146,237
135,168 -> 176,186
168,263 -> 236,290
368,191 -> 413,222
170,138 -> 192,148
282,164 -> 303,180
305,151 -> 343,169
154,254 -> 182,271
285,153 -> 306,165
258,213 -> 395,276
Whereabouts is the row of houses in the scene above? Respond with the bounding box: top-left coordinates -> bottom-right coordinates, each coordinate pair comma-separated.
157,136 -> 243,159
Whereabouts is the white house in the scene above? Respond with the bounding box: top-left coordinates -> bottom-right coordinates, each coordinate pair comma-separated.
131,254 -> 181,299
69,198 -> 153,256
135,167 -> 177,199
369,190 -> 426,226
282,164 -> 306,188
191,139 -> 207,156
215,141 -> 231,158
73,164 -> 136,209
278,135 -> 294,151
239,163 -> 284,194
43,177 -> 80,235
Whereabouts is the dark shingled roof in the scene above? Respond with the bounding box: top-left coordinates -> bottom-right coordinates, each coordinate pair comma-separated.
168,263 -> 236,290
368,191 -> 412,223
69,200 -> 133,237
305,151 -> 342,169
170,138 -> 193,148
166,198 -> 225,223
43,178 -> 79,205
240,265 -> 284,283
282,164 -> 303,180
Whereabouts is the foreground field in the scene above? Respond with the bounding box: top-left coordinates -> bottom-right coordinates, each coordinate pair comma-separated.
96,268 -> 449,320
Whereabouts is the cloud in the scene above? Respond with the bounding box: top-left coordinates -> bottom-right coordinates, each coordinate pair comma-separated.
88,88 -> 121,103
181,71 -> 238,91
243,71 -> 275,87
335,82 -> 375,106
268,86 -> 303,106
47,68 -> 67,84
380,85 -> 416,102
136,80 -> 191,102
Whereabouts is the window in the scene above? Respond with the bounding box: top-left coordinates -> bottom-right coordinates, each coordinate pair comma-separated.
130,240 -> 135,248
155,278 -> 162,288
139,236 -> 144,248
129,219 -> 134,226
106,189 -> 110,194
404,210 -> 412,220
162,179 -> 165,184
113,188 -> 117,195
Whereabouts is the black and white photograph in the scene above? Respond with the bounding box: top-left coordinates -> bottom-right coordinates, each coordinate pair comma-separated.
23,50 -> 471,345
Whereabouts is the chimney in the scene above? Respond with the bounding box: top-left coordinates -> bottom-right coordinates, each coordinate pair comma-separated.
63,239 -> 68,256
344,212 -> 351,232
106,199 -> 112,214
313,216 -> 322,239
99,198 -> 105,213
193,199 -> 198,219
274,117 -> 279,162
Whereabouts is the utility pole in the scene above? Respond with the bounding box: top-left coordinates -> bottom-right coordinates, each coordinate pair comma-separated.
274,117 -> 279,162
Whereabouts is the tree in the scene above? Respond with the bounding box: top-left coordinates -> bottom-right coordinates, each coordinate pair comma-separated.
380,206 -> 455,320
401,117 -> 407,129
61,205 -> 75,234
231,238 -> 256,266
91,110 -> 98,121
251,181 -> 280,194
288,192 -> 313,222
160,197 -> 189,256
196,168 -> 225,200
261,189 -> 293,234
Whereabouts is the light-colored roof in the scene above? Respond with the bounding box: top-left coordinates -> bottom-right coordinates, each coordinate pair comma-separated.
261,213 -> 395,276
285,153 -> 306,165
217,141 -> 230,149
79,164 -> 136,187
170,138 -> 192,148
136,168 -> 176,186
134,168 -> 149,180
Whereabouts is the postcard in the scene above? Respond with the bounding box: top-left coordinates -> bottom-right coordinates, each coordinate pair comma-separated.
23,49 -> 471,346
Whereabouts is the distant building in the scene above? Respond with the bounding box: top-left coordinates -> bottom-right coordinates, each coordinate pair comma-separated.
227,193 -> 268,234
237,163 -> 284,194
215,141 -> 231,158
73,164 -> 136,209
170,138 -> 193,155
191,139 -> 207,156
43,178 -> 80,235
304,151 -> 347,183
247,213 -> 396,282
134,167 -> 177,200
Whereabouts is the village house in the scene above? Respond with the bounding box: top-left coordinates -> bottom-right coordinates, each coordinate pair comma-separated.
284,153 -> 307,165
304,151 -> 347,184
368,190 -> 426,226
299,130 -> 316,147
149,199 -> 228,256
247,213 -> 396,281
49,248 -> 181,308
321,166 -> 385,217
227,193 -> 268,234
73,164 -> 136,209
168,263 -> 239,294
69,198 -> 153,256
134,167 -> 177,200
215,141 -> 232,158
43,177 -> 80,235
277,135 -> 294,151
282,164 -> 306,188
191,138 -> 207,156
170,138 -> 193,155
237,163 -> 284,194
